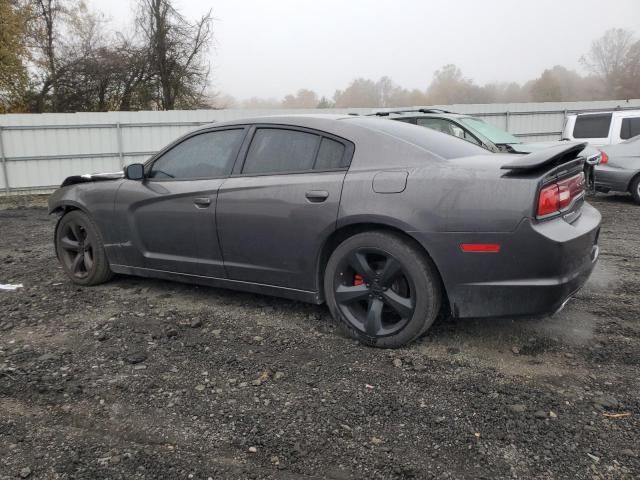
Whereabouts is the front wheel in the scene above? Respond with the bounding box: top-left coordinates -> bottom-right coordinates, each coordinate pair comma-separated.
324,231 -> 442,348
55,210 -> 113,286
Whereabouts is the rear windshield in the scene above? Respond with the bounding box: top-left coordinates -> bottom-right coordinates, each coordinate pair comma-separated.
344,117 -> 486,159
573,113 -> 612,138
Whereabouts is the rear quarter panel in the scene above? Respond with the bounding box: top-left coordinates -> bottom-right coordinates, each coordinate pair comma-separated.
339,149 -> 536,234
338,143 -> 538,305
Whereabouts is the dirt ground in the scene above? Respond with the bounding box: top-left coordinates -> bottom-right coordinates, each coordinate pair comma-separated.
0,194 -> 638,479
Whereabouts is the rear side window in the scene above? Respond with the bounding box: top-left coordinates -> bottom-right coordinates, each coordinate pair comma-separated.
314,138 -> 346,169
149,129 -> 245,179
620,117 -> 640,140
243,129 -> 319,174
573,114 -> 612,138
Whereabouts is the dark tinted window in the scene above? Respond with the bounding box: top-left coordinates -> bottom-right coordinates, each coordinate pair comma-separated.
347,117 -> 486,159
573,114 -> 612,138
150,129 -> 244,179
243,129 -> 320,174
314,138 -> 346,169
620,117 -> 640,140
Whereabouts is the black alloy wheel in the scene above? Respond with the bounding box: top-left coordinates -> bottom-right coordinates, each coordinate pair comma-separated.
334,248 -> 415,337
55,210 -> 113,286
324,231 -> 441,348
59,220 -> 94,279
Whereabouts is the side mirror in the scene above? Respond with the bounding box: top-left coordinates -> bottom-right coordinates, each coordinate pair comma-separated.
125,163 -> 145,180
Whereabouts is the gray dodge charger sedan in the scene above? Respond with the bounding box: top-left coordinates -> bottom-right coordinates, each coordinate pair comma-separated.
49,115 -> 601,348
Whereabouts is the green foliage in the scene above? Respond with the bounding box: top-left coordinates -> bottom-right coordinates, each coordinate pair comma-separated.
0,0 -> 29,112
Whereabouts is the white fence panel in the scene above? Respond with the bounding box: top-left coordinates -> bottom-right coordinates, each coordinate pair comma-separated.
2,100 -> 640,194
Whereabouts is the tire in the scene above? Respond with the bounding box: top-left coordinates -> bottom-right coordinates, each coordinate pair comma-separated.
324,231 -> 442,348
55,210 -> 113,286
630,175 -> 640,205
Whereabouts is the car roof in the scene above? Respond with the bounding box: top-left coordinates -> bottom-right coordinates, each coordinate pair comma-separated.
195,113 -> 353,130
569,109 -> 640,118
189,113 -> 488,161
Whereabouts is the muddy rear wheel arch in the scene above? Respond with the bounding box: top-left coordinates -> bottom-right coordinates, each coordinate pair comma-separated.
316,222 -> 450,313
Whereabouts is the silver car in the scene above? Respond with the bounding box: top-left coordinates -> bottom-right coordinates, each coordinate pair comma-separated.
595,135 -> 640,204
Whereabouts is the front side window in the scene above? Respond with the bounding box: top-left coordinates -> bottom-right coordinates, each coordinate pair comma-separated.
149,129 -> 245,179
573,113 -> 612,139
242,129 -> 320,174
620,117 -> 640,140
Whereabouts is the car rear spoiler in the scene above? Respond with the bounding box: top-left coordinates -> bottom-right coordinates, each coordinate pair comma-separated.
500,142 -> 588,172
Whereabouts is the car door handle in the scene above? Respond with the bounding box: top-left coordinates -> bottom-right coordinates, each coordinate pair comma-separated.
193,197 -> 211,208
305,190 -> 329,202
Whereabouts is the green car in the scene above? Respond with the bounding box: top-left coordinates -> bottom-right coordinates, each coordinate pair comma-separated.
372,108 -> 601,189
373,108 -> 600,155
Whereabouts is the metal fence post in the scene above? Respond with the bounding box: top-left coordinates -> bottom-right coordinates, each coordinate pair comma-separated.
116,121 -> 124,166
505,110 -> 510,132
0,127 -> 9,193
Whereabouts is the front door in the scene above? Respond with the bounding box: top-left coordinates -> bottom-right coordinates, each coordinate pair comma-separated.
217,126 -> 354,291
114,127 -> 247,277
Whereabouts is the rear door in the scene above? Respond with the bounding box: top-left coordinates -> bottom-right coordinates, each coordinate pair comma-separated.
217,126 -> 354,291
114,127 -> 247,277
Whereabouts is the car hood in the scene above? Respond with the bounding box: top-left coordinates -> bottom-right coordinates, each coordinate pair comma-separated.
60,171 -> 124,188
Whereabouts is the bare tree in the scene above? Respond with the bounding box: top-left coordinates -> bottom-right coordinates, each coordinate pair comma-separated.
580,28 -> 635,97
333,78 -> 380,107
136,0 -> 212,110
619,40 -> 640,99
316,96 -> 334,108
26,0 -> 65,111
281,89 -> 319,108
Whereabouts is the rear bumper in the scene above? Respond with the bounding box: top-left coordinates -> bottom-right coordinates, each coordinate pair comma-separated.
450,242 -> 599,319
416,203 -> 601,319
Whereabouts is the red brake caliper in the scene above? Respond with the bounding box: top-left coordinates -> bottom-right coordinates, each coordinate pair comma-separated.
354,274 -> 364,286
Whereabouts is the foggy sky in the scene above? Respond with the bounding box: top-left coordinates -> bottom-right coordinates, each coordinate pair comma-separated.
89,0 -> 640,100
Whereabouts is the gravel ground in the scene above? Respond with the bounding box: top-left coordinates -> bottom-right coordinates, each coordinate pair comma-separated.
0,194 -> 639,479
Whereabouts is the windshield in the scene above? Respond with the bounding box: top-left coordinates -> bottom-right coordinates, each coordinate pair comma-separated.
459,117 -> 520,145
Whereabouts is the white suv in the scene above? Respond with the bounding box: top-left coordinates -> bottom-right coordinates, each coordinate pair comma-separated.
563,110 -> 640,146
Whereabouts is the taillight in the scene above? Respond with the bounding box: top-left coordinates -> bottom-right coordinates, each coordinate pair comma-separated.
599,151 -> 608,164
537,173 -> 585,218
